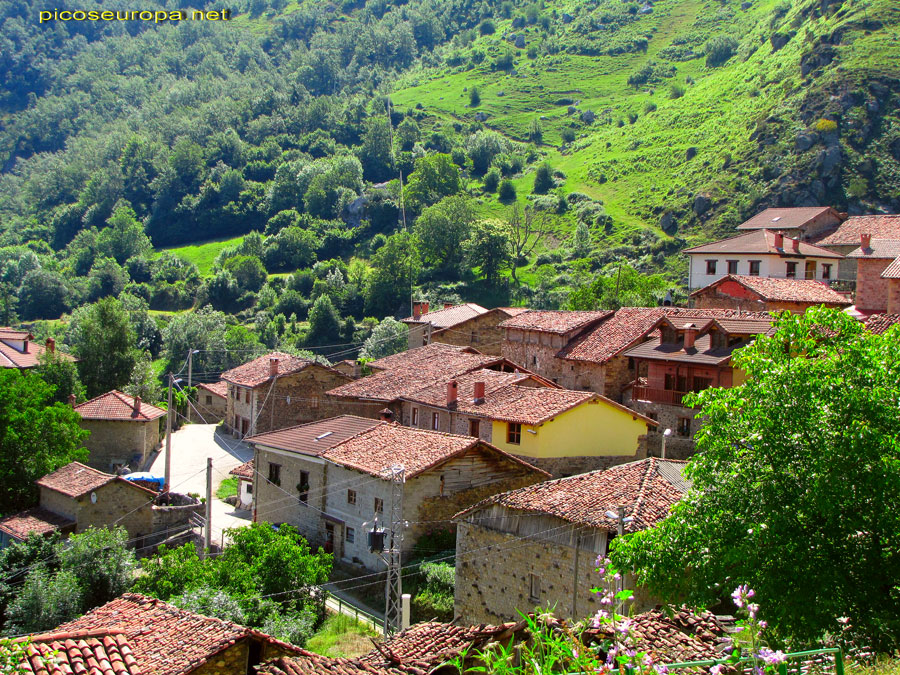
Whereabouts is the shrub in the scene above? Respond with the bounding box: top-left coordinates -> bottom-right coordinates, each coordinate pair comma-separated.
644,102 -> 657,113
561,128 -> 576,143
483,167 -> 501,192
533,164 -> 554,194
261,607 -> 318,646
498,179 -> 517,203
705,35 -> 738,67
469,86 -> 480,107
814,118 -> 838,132
669,84 -> 685,99
494,48 -> 515,71
479,19 -> 495,35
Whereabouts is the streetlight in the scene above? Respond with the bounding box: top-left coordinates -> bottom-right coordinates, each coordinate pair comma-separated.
661,427 -> 672,459
605,506 -> 634,612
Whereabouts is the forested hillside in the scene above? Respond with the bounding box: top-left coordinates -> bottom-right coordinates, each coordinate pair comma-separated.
0,0 -> 897,333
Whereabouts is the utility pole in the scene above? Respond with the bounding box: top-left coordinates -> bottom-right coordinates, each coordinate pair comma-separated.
204,457 -> 212,557
383,465 -> 405,636
164,373 -> 173,492
187,349 -> 193,422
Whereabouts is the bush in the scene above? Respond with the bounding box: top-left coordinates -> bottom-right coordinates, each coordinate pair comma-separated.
814,118 -> 838,132
469,86 -> 480,107
669,84 -> 685,99
705,35 -> 738,67
483,168 -> 501,192
175,587 -> 247,624
533,164 -> 554,194
498,179 -> 517,203
644,102 -> 657,113
494,48 -> 515,71
479,19 -> 495,35
261,607 -> 318,646
561,128 -> 576,143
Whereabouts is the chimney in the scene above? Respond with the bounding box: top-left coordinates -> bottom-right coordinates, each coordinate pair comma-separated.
421,301 -> 429,315
792,236 -> 799,252
861,233 -> 872,250
269,357 -> 279,377
683,323 -> 697,349
444,302 -> 453,309
447,380 -> 458,407
412,302 -> 422,320
774,232 -> 783,249
22,338 -> 28,353
45,337 -> 55,353
68,394 -> 76,408
133,396 -> 141,414
379,408 -> 393,422
473,381 -> 486,404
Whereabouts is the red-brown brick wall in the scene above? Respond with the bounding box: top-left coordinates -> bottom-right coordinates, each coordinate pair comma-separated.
856,258 -> 891,312
888,279 -> 900,314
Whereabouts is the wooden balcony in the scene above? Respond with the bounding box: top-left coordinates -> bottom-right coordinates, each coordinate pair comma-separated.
631,385 -> 689,406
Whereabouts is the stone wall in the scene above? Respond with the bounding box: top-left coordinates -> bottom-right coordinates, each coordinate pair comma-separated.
150,493 -> 202,548
856,258 -> 891,312
192,639 -> 298,675
195,392 -> 226,423
253,367 -> 353,435
79,419 -> 159,472
253,447 -> 327,547
625,396 -> 702,445
431,311 -> 510,356
514,450 -> 645,478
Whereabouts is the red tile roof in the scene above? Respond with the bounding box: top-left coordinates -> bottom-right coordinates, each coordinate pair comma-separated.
814,214 -> 900,246
36,462 -> 156,500
862,314 -> 900,334
74,390 -> 166,422
0,328 -> 32,340
882,256 -> 900,279
229,460 -> 254,480
0,333 -> 75,369
402,303 -> 489,328
736,206 -> 842,231
364,342 -> 483,372
221,352 -> 345,388
457,458 -> 689,532
321,423 -> 545,479
499,310 -> 611,334
21,631 -> 142,675
691,274 -> 851,305
0,507 -> 75,541
684,229 -> 842,258
625,334 -> 734,366
197,381 -> 228,398
400,368 -> 546,407
247,415 -> 382,456
53,593 -> 302,675
847,239 -> 900,259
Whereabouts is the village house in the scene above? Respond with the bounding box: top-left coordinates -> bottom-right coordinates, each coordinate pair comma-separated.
73,390 -> 166,473
195,381 -> 227,422
0,462 -> 159,549
812,213 -> 900,281
222,351 -> 353,437
453,458 -> 690,625
399,368 -> 656,476
249,415 -> 547,572
735,206 -> 846,241
846,235 -> 900,314
622,314 -> 773,453
0,330 -> 74,370
690,274 -> 851,313
402,301 -> 530,355
230,459 -> 254,510
684,230 -> 843,290
43,592 -> 303,675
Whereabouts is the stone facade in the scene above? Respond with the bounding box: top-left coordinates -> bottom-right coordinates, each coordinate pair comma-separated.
624,394 -> 702,451
692,291 -> 845,314
515,449 -> 648,478
855,257 -> 892,312
428,310 -> 513,356
149,493 -> 203,549
195,389 -> 226,423
79,418 -> 161,472
191,638 -> 298,675
226,366 -> 352,437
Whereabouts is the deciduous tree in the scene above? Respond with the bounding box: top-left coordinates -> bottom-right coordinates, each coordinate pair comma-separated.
68,297 -> 138,397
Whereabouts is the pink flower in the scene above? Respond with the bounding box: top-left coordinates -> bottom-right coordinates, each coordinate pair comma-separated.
654,665 -> 669,675
642,654 -> 654,667
592,610 -> 609,627
710,665 -> 724,675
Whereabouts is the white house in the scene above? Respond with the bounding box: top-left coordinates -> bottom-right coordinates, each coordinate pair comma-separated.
684,229 -> 843,290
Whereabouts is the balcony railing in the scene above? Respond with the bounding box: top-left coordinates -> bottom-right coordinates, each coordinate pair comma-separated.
631,385 -> 689,406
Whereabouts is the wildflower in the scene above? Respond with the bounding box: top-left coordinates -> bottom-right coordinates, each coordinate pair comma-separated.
625,649 -> 636,658
758,621 -> 767,629
748,603 -> 760,620
763,650 -> 786,666
617,619 -> 632,634
613,572 -> 622,581
642,653 -> 654,667
710,665 -> 724,675
836,617 -> 850,625
731,584 -> 754,609
592,610 -> 609,627
654,665 -> 669,675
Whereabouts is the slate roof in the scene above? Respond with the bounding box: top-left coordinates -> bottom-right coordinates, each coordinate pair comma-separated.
457,458 -> 689,533
221,352 -> 341,388
402,303 -> 489,328
683,229 -> 842,258
229,460 -> 254,480
247,416 -> 382,456
20,631 -> 143,675
499,310 -> 611,334
320,423 -> 544,479
847,239 -> 900,259
736,206 -> 842,231
53,593 -> 302,675
862,314 -> 900,334
197,381 -> 228,398
0,507 -> 75,541
0,333 -> 75,369
815,214 -> 900,246
691,274 -> 851,305
74,390 -> 167,422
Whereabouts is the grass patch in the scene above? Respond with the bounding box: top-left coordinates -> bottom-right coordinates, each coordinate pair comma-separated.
160,235 -> 245,275
305,613 -> 378,658
216,476 -> 238,500
848,660 -> 900,675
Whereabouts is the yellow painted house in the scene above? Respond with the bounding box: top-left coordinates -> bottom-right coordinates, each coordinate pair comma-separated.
400,369 -> 656,476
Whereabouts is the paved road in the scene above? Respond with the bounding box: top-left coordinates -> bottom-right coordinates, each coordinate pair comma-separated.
146,423 -> 253,544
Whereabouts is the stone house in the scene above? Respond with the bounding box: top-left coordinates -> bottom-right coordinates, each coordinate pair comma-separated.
222,352 -> 353,437
402,302 -> 530,355
398,368 -> 656,477
689,274 -> 851,313
249,416 -> 548,572
0,330 -> 75,370
683,230 -> 843,290
813,214 -> 900,281
195,381 -> 227,422
454,458 -> 690,625
49,592 -> 303,675
73,390 -> 166,473
230,459 -> 254,510
735,206 -> 846,241
846,235 -> 900,314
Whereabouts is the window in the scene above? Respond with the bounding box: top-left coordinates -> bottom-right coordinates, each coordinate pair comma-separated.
748,260 -> 761,276
785,261 -> 798,278
507,423 -> 522,445
469,419 -> 480,437
727,260 -> 738,274
664,373 -> 676,391
347,489 -> 357,505
692,376 -> 713,392
247,482 -> 253,494
268,462 -> 281,486
822,264 -> 832,280
375,497 -> 383,514
345,527 -> 355,544
645,411 -> 658,421
244,389 -> 250,404
206,395 -> 212,404
298,471 -> 309,505
529,573 -> 541,601
310,396 -> 319,409
705,259 -> 717,275
805,260 -> 817,279
677,417 -> 691,437
531,356 -> 537,366
411,408 -> 419,425
431,412 -> 440,431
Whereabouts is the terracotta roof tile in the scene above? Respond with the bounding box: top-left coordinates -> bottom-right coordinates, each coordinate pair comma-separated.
882,256 -> 900,279
847,239 -> 900,259
458,458 -> 689,532
53,593 -> 302,675
37,462 -> 117,498
21,632 -> 143,675
815,214 -> 900,246
736,206 -> 841,231
247,415 -> 382,455
625,334 -> 737,366
197,381 -> 228,397
229,460 -> 254,479
684,229 -> 842,258
321,424 -> 544,479
862,314 -> 900,334
400,368 -> 543,407
499,310 -> 611,334
222,352 -> 341,388
691,275 -> 851,305
364,343 -> 483,372
0,507 -> 75,541
74,390 -> 166,422
0,333 -> 75,369
402,303 -> 489,328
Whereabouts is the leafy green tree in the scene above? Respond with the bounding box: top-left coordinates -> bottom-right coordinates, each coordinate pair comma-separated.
705,35 -> 738,67
483,168 -> 501,193
162,306 -> 229,375
566,263 -> 668,309
573,220 -> 591,258
223,255 -> 268,293
360,317 -> 408,360
265,209 -> 301,236
58,527 -> 136,610
357,116 -> 394,183
264,227 -> 319,272
68,297 -> 138,397
533,164 -> 554,194
175,587 -> 247,624
404,153 -> 461,210
397,117 -> 421,152
365,232 -> 420,317
17,269 -> 71,320
87,256 -> 129,301
0,370 -> 88,513
498,179 -> 517,203
132,543 -> 212,601
0,532 -> 62,622
413,195 -> 476,275
466,219 -> 511,286
124,351 -> 162,403
469,86 -> 481,107
205,270 -> 242,311
97,204 -> 152,264
5,568 -> 84,634
36,348 -> 86,404
466,130 -> 507,175
305,295 -> 342,348
613,309 -> 900,650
